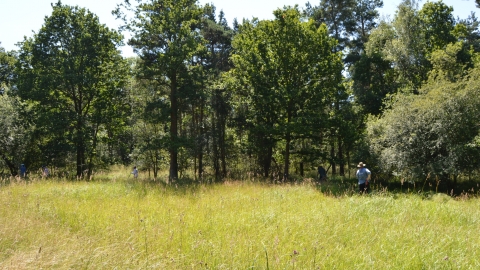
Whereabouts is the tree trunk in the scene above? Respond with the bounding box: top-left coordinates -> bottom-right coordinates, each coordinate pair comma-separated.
212,108 -> 220,180
284,133 -> 291,182
76,119 -> 86,178
338,137 -> 344,176
153,151 -> 158,180
330,138 -> 336,175
77,143 -> 85,178
198,98 -> 204,180
86,122 -> 100,180
169,72 -> 178,181
219,95 -> 227,179
263,145 -> 273,178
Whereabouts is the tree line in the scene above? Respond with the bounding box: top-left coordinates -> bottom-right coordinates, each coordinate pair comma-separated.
1,0 -> 480,189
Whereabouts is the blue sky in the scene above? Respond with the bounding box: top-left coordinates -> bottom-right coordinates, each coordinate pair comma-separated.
1,0 -> 477,57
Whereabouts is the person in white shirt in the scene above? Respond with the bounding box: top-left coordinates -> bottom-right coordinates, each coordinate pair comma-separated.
356,162 -> 371,194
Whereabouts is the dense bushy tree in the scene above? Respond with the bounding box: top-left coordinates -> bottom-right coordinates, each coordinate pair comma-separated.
368,67 -> 480,189
16,2 -> 129,177
230,7 -> 343,179
419,0 -> 456,53
0,44 -> 16,91
0,90 -> 33,176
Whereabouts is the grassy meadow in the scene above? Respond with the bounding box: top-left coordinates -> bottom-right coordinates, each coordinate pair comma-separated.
1,169 -> 480,269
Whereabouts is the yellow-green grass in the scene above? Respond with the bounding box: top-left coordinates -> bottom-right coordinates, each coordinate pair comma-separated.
1,178 -> 479,269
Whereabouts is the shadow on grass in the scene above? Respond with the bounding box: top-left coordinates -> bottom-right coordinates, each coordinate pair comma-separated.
2,170 -> 479,199
308,174 -> 480,198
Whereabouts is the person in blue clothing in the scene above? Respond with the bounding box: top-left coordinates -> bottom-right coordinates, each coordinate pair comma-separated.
42,165 -> 50,177
317,165 -> 327,182
356,162 -> 371,194
131,166 -> 138,179
20,164 -> 27,178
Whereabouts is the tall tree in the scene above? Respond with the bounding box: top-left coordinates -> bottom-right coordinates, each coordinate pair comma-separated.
0,44 -> 16,91
345,0 -> 383,64
230,7 -> 343,180
352,21 -> 397,115
306,0 -> 355,52
117,0 -> 204,181
16,2 -> 129,177
386,0 -> 427,92
129,57 -> 170,180
200,4 -> 234,180
418,0 -> 456,53
457,12 -> 480,53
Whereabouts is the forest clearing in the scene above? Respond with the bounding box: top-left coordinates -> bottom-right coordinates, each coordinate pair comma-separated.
1,169 -> 479,269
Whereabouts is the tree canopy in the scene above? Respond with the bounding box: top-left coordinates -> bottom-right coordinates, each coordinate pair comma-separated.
15,1 -> 129,177
2,0 -> 480,192
230,7 -> 343,179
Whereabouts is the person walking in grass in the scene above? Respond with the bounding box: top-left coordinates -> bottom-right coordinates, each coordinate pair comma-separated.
317,165 -> 327,182
20,164 -> 27,178
42,165 -> 50,177
356,162 -> 371,194
131,166 -> 138,179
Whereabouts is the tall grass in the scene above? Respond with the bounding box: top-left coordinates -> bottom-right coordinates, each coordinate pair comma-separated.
1,176 -> 479,269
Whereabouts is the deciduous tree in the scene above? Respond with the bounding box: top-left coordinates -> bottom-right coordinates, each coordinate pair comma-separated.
368,68 -> 480,190
230,7 -> 343,180
16,2 -> 129,177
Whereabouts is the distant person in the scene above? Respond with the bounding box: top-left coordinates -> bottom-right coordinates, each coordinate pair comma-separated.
356,162 -> 371,194
131,166 -> 138,179
42,165 -> 50,177
317,165 -> 327,182
20,164 -> 27,178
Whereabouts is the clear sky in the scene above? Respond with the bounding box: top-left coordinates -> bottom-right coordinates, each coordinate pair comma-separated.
0,0 -> 477,57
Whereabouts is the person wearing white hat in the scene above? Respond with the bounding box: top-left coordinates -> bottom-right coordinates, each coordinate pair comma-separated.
356,162 -> 371,194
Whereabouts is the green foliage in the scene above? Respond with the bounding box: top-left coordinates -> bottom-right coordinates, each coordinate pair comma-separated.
351,52 -> 397,115
306,0 -> 355,51
368,67 -> 480,182
385,0 -> 428,91
346,0 -> 384,64
15,2 -> 129,177
127,58 -> 170,179
454,15 -> 480,58
230,7 -> 343,178
0,45 -> 16,89
428,41 -> 471,82
0,90 -> 33,176
418,0 -> 456,52
122,0 -> 205,180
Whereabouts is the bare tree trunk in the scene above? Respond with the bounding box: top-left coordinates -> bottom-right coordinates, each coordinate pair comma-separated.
338,137 -> 344,176
198,98 -> 204,180
284,133 -> 291,181
330,138 -> 336,176
169,73 -> 178,181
